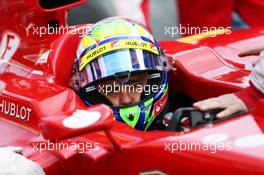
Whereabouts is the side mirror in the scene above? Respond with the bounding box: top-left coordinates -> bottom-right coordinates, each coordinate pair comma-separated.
37,0 -> 85,11
41,104 -> 115,140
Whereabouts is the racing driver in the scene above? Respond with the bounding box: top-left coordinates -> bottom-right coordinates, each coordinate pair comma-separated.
69,17 -> 169,130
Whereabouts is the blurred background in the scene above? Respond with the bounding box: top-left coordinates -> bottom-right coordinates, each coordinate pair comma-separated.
68,0 -> 178,40
67,0 -> 264,40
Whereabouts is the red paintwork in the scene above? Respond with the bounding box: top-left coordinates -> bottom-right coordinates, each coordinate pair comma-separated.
1,1 -> 264,175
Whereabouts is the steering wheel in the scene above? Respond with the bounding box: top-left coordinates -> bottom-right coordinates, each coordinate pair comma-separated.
166,107 -> 224,132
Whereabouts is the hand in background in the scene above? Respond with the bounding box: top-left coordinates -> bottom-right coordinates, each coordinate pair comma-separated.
193,94 -> 248,118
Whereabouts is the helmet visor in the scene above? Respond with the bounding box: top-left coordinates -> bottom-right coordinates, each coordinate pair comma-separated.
81,49 -> 168,86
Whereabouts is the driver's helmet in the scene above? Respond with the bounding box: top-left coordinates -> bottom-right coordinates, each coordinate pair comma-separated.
70,17 -> 169,130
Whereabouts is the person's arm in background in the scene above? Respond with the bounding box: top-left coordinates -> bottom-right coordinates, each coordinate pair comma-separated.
194,47 -> 264,118
239,51 -> 264,107
0,147 -> 45,175
239,45 -> 264,57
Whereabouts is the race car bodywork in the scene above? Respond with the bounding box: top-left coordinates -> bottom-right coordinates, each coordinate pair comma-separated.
0,0 -> 264,175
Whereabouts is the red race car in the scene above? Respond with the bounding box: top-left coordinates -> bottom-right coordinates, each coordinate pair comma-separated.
0,0 -> 264,175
